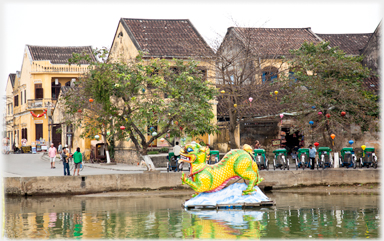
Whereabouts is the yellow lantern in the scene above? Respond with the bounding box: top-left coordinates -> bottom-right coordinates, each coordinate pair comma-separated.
220,90 -> 225,94
361,145 -> 366,157
234,104 -> 237,108
274,91 -> 278,95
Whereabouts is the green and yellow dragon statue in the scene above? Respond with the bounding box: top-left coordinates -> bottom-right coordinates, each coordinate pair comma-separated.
180,142 -> 263,196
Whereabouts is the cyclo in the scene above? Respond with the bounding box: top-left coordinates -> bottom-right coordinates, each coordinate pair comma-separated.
166,152 -> 183,172
207,150 -> 220,165
297,148 -> 310,170
339,147 -> 357,169
317,147 -> 333,169
272,148 -> 289,170
254,149 -> 269,170
359,147 -> 378,169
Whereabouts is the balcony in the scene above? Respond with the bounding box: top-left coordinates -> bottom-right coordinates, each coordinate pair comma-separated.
31,62 -> 89,73
27,98 -> 57,110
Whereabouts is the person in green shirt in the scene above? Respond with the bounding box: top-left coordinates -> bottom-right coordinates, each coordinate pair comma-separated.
73,147 -> 83,176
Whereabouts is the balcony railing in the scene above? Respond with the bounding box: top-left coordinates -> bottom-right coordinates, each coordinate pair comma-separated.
31,62 -> 89,73
27,98 -> 57,110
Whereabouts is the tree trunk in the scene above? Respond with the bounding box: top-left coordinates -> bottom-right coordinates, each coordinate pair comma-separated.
102,134 -> 111,163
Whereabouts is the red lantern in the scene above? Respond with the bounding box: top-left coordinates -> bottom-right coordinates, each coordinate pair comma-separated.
314,142 -> 319,147
77,109 -> 82,113
89,98 -> 94,103
341,111 -> 346,117
175,121 -> 178,125
120,126 -> 125,130
180,126 -> 183,131
326,113 -> 331,118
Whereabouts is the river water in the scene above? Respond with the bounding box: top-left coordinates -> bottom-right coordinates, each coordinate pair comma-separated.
4,191 -> 380,239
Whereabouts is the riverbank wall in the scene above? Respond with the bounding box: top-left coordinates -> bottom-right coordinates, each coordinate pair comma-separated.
4,169 -> 379,196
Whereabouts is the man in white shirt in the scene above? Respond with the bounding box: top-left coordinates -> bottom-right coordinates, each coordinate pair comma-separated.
173,142 -> 182,171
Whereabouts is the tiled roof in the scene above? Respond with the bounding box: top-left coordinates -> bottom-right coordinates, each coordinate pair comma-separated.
121,18 -> 214,58
27,45 -> 95,64
9,73 -> 16,88
362,76 -> 379,93
316,33 -> 372,55
230,27 -> 322,57
216,83 -> 289,118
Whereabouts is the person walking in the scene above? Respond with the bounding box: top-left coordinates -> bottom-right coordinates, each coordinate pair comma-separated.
61,148 -> 70,176
73,147 -> 82,176
309,144 -> 317,170
48,143 -> 57,169
58,142 -> 62,154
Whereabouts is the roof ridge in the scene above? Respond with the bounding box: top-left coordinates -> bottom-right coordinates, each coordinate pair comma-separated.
122,18 -> 190,21
27,45 -> 93,48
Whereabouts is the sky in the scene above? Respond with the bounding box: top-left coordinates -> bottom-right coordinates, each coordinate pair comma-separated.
0,0 -> 382,96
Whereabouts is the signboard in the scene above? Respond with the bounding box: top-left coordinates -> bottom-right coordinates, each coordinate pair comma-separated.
32,147 -> 37,154
272,139 -> 281,146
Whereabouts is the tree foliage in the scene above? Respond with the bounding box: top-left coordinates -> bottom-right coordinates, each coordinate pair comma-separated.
62,48 -> 218,155
280,42 -> 379,149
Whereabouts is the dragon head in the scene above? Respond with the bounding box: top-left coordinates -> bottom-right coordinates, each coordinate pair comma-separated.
180,142 -> 210,165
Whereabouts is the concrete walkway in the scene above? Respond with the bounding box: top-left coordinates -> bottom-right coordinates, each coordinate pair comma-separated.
1,152 -> 168,178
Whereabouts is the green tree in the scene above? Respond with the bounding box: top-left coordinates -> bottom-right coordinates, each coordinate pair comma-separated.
280,42 -> 379,149
62,48 -> 218,159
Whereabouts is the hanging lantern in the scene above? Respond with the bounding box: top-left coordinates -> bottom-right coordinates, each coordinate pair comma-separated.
309,121 -> 314,125
279,114 -> 284,125
314,142 -> 319,147
270,92 -> 273,97
220,90 -> 225,94
249,97 -> 253,106
77,109 -> 82,113
312,106 -> 316,109
89,98 -> 94,103
174,121 -> 178,125
348,140 -> 354,145
180,126 -> 183,131
330,133 -> 336,146
280,114 -> 284,119
95,135 -> 100,140
326,113 -> 331,118
274,91 -> 278,95
160,138 -> 165,142
120,126 -> 125,130
318,112 -> 322,116
362,145 -> 367,157
341,111 -> 346,117
152,132 -> 157,136
142,88 -> 145,93
107,131 -> 110,135
234,104 -> 237,108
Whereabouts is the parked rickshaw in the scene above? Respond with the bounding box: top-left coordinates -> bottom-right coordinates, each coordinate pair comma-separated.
166,152 -> 183,172
272,148 -> 289,170
359,147 -> 378,169
318,147 -> 333,169
254,149 -> 269,170
339,147 -> 357,169
297,148 -> 310,170
208,150 -> 220,165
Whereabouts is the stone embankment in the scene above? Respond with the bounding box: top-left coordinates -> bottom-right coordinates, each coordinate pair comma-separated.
4,169 -> 379,196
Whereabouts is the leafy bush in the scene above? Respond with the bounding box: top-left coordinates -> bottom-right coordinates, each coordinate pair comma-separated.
148,151 -> 159,155
159,147 -> 169,153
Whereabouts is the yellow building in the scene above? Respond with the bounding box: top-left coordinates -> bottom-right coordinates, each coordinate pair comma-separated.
108,18 -> 218,162
5,45 -> 94,151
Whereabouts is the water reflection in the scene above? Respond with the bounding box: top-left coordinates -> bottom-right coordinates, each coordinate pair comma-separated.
4,192 -> 379,239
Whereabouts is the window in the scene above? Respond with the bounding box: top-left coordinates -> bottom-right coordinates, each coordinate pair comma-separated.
14,95 -> 19,107
21,128 -> 28,140
262,66 -> 278,83
24,90 -> 26,103
51,81 -> 61,99
35,84 -> 43,99
21,91 -> 23,105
